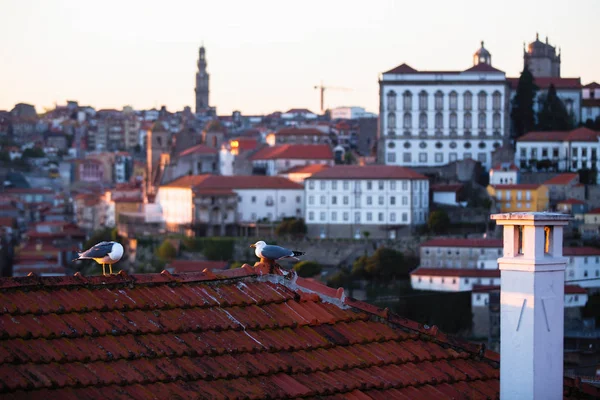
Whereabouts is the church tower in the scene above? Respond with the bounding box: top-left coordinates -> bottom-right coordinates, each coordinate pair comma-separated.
195,45 -> 210,114
524,33 -> 561,78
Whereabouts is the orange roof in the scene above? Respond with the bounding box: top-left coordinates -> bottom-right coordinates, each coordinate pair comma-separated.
249,144 -> 333,161
280,164 -> 330,175
584,82 -> 600,89
178,144 -> 218,157
490,163 -> 519,171
164,174 -> 303,190
230,137 -> 258,152
276,127 -> 325,136
544,173 -> 579,185
308,165 -> 427,180
490,184 -> 541,190
518,127 -> 599,142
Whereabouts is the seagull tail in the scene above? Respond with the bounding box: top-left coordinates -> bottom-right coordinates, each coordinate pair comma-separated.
292,251 -> 304,258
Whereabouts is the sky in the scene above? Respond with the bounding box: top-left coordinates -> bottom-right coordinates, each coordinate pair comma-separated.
1,0 -> 599,116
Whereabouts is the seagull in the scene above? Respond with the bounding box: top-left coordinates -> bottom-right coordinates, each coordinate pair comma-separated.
250,241 -> 304,264
73,241 -> 124,276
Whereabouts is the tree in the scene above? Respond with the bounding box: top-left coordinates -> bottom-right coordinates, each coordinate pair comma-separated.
21,147 -> 45,158
275,218 -> 306,237
427,210 -> 450,234
365,247 -> 407,281
536,84 -> 572,131
510,64 -> 538,139
83,228 -> 114,250
293,261 -> 322,278
156,240 -> 177,262
351,255 -> 369,279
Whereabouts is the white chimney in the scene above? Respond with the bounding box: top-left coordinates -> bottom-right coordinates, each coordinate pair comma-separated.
492,212 -> 570,400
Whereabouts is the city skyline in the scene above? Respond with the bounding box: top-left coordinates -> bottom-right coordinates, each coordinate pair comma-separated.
1,0 -> 599,115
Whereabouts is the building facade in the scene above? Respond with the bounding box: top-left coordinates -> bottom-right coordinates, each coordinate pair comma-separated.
249,144 -> 334,176
379,42 -> 509,170
523,33 -> 561,78
487,184 -> 549,212
582,82 -> 600,123
304,165 -> 429,239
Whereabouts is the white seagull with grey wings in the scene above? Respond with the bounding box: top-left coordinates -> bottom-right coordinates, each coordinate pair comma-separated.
250,241 -> 304,263
73,241 -> 124,276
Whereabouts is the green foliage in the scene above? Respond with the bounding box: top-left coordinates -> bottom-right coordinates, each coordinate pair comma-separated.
83,228 -> 114,250
293,261 -> 322,278
22,147 -> 45,158
275,218 -> 307,237
510,64 -> 538,139
202,238 -> 235,261
0,151 -> 9,163
181,237 -> 203,252
362,231 -> 371,239
156,240 -> 177,262
344,151 -> 356,165
365,247 -> 408,281
427,210 -> 450,234
536,84 -> 573,131
326,270 -> 350,288
351,255 -> 369,279
578,167 -> 598,185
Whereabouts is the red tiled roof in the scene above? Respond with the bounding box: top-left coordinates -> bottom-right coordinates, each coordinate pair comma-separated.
507,77 -> 582,90
164,174 -> 303,190
249,144 -> 333,161
276,127 -> 326,136
584,82 -> 600,89
563,247 -> 600,256
384,63 -> 418,74
518,128 -> 600,142
411,267 -> 501,278
463,63 -> 503,73
280,164 -> 330,175
178,144 -> 218,157
544,173 -> 579,185
193,188 -> 236,196
490,184 -> 541,190
384,62 -> 504,75
284,108 -> 315,114
167,260 -> 229,273
309,165 -> 427,180
491,163 -> 519,171
558,198 -> 585,205
586,208 -> 600,214
421,238 -> 503,248
431,184 -> 463,193
230,137 -> 259,152
5,188 -> 53,195
0,264 -> 505,399
0,217 -> 16,227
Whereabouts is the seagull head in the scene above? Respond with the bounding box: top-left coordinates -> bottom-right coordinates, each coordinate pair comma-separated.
250,240 -> 266,249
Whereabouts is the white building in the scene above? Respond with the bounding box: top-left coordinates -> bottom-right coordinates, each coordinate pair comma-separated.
582,82 -> 600,123
564,247 -> 600,289
515,127 -> 600,175
489,163 -> 519,185
379,42 -> 509,170
304,165 -> 429,239
249,144 -> 334,176
330,107 -> 377,120
157,175 -> 304,231
430,183 -> 464,206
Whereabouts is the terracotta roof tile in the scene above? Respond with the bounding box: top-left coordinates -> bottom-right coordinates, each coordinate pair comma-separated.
584,82 -> 600,89
490,183 -> 541,190
280,164 -> 330,174
463,63 -> 503,73
491,163 -> 519,171
544,173 -> 579,185
518,127 -> 599,142
0,265 -> 594,399
250,144 -> 333,161
178,144 -> 218,157
308,165 -> 427,180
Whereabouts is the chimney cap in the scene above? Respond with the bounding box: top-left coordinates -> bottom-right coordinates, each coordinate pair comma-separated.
491,211 -> 571,223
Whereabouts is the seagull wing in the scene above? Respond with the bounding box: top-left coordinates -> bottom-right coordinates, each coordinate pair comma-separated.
261,245 -> 295,260
78,242 -> 114,259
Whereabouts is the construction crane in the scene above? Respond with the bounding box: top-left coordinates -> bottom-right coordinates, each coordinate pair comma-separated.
313,82 -> 352,113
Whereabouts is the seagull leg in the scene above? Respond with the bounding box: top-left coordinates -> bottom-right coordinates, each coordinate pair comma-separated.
102,264 -> 106,276
109,264 -> 113,275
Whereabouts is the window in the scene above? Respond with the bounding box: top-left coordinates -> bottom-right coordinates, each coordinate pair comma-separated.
542,148 -> 548,158
572,148 -> 578,158
403,152 -> 411,162
419,112 -> 427,129
584,270 -> 588,277
308,211 -> 314,221
390,181 -> 396,190
493,112 -> 501,129
419,91 -> 428,110
435,153 -> 443,163
366,212 -> 372,221
449,112 -> 457,129
464,112 -> 472,129
403,91 -> 412,110
492,91 -> 501,110
403,112 -> 412,129
478,112 -> 486,129
478,153 -> 487,163
281,196 -> 286,203
526,191 -> 531,200
367,181 -> 372,190
387,112 -> 396,129
434,91 -> 444,110
343,212 -> 349,221
332,196 -> 337,205
367,196 -> 372,205
378,196 -> 384,205
402,196 -> 408,205
390,212 -> 396,222
449,91 -> 458,110
378,212 -> 384,222
251,212 -> 257,220
320,195 -> 326,205
308,196 -> 314,205
582,148 -> 588,158
308,181 -> 315,190
332,181 -> 337,190
584,257 -> 589,264
343,196 -> 349,205
386,152 -> 396,163
465,278 -> 469,284
251,196 -> 256,203
387,91 -> 396,110
331,212 -> 337,221
355,212 -> 361,222
464,91 -> 472,110
402,212 -> 408,222
343,181 -> 349,190
296,196 -> 301,203
419,153 -> 427,162
320,181 -> 326,190
390,196 -> 396,205
320,212 -> 326,221
478,91 -> 487,110
378,181 -> 384,190
435,112 -> 443,129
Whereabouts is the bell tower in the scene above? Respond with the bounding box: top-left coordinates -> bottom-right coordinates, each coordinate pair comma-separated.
195,45 -> 210,114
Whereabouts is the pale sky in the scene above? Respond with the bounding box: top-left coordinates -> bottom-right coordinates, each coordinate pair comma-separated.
1,0 -> 599,116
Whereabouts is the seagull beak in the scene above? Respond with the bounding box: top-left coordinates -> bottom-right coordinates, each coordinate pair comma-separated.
249,244 -> 256,248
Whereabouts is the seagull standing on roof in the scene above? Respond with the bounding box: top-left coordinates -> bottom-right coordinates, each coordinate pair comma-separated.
250,241 -> 304,264
73,241 -> 124,276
